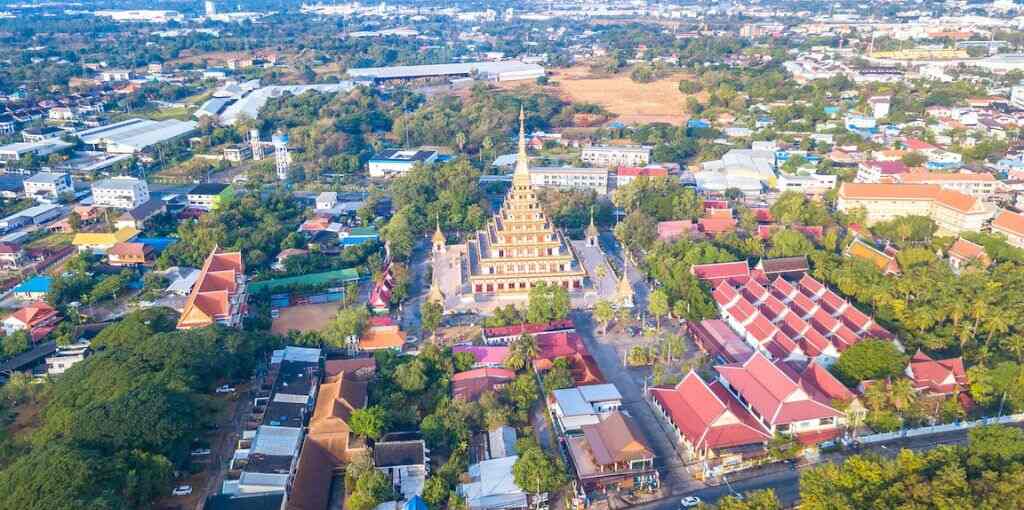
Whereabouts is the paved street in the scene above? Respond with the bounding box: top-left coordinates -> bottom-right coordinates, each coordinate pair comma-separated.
399,240 -> 430,339
628,417 -> 1024,509
571,312 -> 700,498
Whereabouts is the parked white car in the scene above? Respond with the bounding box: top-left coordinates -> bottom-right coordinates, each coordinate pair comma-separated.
215,385 -> 236,393
680,496 -> 701,508
190,448 -> 211,456
172,485 -> 192,496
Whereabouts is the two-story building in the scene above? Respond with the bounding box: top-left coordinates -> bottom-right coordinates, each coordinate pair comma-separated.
581,145 -> 651,168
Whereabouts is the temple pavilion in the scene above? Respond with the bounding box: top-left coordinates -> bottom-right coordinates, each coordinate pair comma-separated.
462,108 -> 588,296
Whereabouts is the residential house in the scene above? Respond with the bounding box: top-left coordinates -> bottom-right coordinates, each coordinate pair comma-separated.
176,247 -> 246,329
715,353 -> 845,443
2,301 -> 60,337
316,192 -> 337,211
946,238 -> 991,273
114,198 -> 167,230
107,242 -> 154,266
549,384 -> 623,434
648,371 -> 771,478
991,209 -> 1024,249
0,242 -> 25,270
565,411 -> 658,504
855,160 -> 908,183
72,227 -> 140,253
906,350 -> 973,410
452,368 -> 515,401
374,440 -> 429,502
45,341 -> 91,375
458,455 -> 528,510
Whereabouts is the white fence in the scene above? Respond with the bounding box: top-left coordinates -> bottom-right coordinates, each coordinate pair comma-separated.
857,413 -> 1024,445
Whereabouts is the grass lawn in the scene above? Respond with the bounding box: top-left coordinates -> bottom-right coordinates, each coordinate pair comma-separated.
26,232 -> 73,250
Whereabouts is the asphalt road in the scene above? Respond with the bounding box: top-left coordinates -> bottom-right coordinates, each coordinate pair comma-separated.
631,420 -> 1022,510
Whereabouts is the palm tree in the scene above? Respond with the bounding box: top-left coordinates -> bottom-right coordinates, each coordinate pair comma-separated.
889,378 -> 916,415
455,132 -> 467,153
982,314 -> 1011,348
1002,335 -> 1024,364
506,334 -> 539,371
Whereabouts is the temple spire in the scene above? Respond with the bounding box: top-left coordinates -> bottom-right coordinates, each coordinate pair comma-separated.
513,106 -> 530,183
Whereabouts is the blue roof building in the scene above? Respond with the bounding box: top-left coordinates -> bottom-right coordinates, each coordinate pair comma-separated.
404,496 -> 427,510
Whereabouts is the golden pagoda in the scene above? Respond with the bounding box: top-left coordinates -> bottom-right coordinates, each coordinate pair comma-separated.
432,215 -> 446,255
586,207 -> 599,247
464,107 -> 588,296
617,255 -> 635,308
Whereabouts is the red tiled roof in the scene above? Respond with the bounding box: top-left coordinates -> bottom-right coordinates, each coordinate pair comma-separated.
992,209 -> 1024,238
691,261 -> 750,285
699,217 -> 738,235
453,344 -> 510,366
797,274 -> 825,298
617,166 -> 668,177
483,319 -> 575,339
764,331 -> 799,359
759,295 -> 789,322
715,353 -> 843,426
649,371 -> 770,452
8,301 -> 57,328
839,304 -> 872,333
712,282 -> 740,308
770,277 -> 797,301
725,296 -> 758,325
752,208 -> 773,222
789,291 -> 818,318
904,138 -> 937,151
741,279 -> 768,304
745,314 -> 778,343
657,220 -> 697,241
177,247 -> 244,329
830,325 -> 861,351
947,238 -> 990,267
533,331 -> 588,369
862,160 -> 909,175
810,309 -> 840,335
688,320 -> 754,364
907,350 -> 967,395
452,368 -> 515,400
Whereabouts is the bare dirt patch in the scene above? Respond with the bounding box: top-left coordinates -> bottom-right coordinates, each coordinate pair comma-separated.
545,66 -> 706,126
271,301 -> 343,335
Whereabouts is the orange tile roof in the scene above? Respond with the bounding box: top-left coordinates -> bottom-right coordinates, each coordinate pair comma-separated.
9,301 -> 57,327
947,238 -> 989,267
177,246 -> 244,330
359,325 -> 406,350
992,209 -> 1024,237
838,183 -> 980,213
846,239 -> 896,272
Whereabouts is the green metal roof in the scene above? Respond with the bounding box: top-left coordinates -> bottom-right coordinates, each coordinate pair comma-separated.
249,268 -> 361,294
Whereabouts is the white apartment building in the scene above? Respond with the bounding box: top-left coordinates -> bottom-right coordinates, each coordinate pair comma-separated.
23,171 -> 73,200
581,145 -> 651,168
529,166 -> 609,195
91,176 -> 150,209
892,172 -> 999,200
